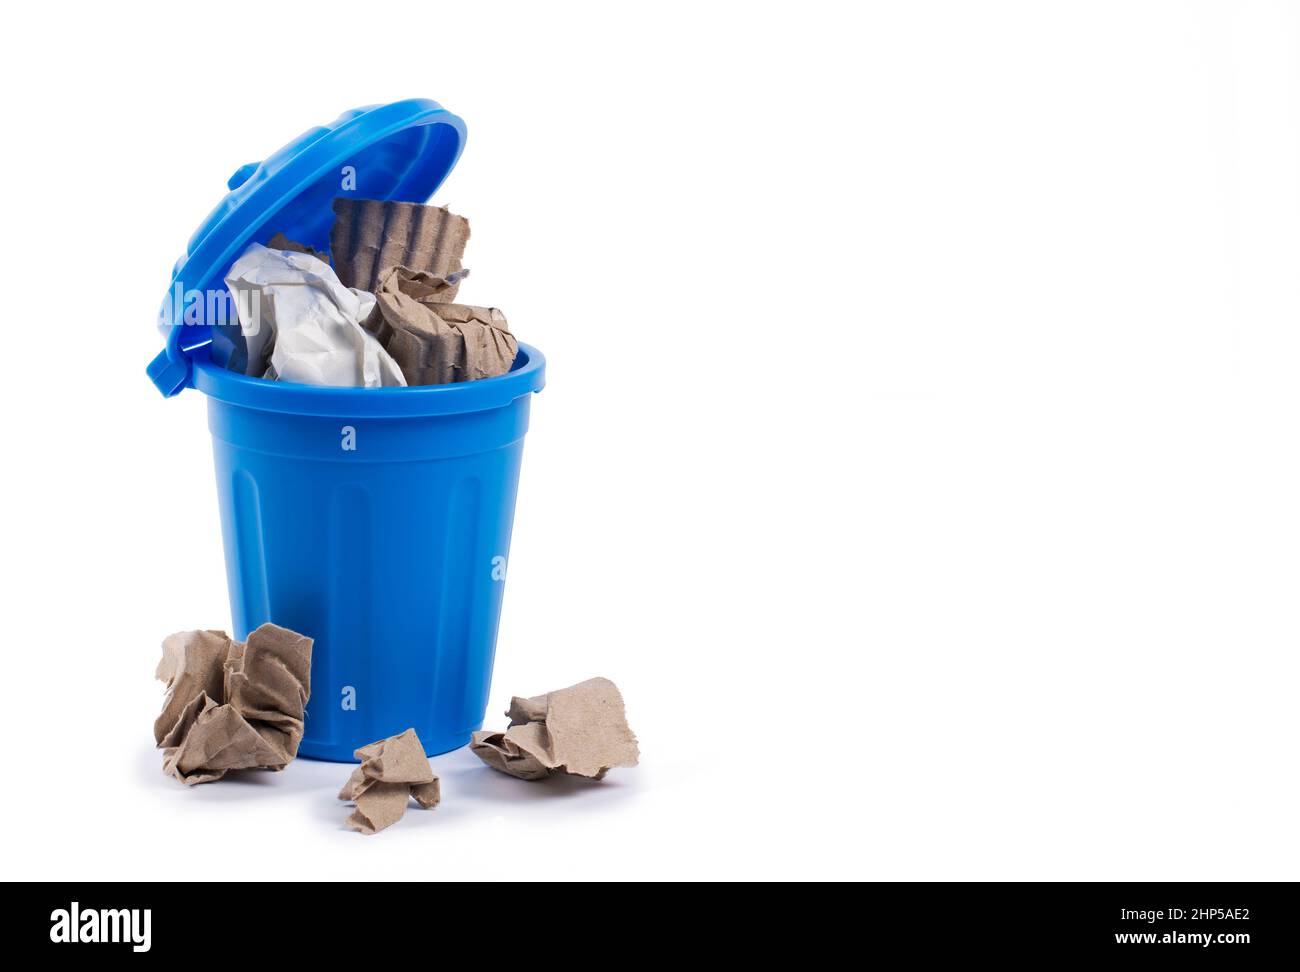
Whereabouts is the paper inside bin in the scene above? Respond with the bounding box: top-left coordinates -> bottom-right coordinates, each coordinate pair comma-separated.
364,266 -> 517,385
266,232 -> 329,263
331,198 -> 471,297
224,242 -> 406,388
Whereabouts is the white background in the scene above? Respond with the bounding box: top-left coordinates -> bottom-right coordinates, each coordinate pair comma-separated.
0,0 -> 1297,881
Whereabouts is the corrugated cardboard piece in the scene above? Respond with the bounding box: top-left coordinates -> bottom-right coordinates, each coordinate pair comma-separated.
153,624 -> 313,785
470,677 -> 639,781
331,198 -> 471,297
339,728 -> 441,834
364,266 -> 517,385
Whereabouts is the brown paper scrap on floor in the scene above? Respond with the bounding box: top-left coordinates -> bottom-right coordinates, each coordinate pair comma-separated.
331,198 -> 470,297
339,728 -> 441,835
470,677 -> 639,781
153,624 -> 312,785
363,266 -> 516,385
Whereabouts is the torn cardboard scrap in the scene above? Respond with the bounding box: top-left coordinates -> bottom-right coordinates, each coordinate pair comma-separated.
224,242 -> 407,388
470,677 -> 639,781
339,728 -> 440,834
266,232 -> 329,263
153,624 -> 313,785
331,198 -> 470,297
364,265 -> 517,385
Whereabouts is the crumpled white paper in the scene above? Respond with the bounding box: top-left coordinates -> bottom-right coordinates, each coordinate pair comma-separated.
225,243 -> 406,388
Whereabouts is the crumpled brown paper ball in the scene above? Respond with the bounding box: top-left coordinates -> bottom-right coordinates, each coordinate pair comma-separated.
153,624 -> 312,785
470,677 -> 639,781
363,265 -> 517,386
338,728 -> 440,834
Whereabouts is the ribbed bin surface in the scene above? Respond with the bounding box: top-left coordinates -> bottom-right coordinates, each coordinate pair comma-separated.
195,346 -> 542,761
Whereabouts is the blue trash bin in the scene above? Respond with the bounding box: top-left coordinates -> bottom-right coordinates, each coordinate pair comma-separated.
146,100 -> 546,760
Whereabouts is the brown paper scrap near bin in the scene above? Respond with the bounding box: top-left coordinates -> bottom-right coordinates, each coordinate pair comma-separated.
364,266 -> 517,385
470,677 -> 639,781
153,624 -> 312,785
338,728 -> 441,834
331,198 -> 470,297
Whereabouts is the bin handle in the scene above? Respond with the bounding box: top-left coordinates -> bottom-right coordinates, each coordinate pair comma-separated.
147,347 -> 191,398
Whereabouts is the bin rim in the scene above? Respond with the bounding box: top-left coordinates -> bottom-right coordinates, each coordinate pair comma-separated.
192,342 -> 545,417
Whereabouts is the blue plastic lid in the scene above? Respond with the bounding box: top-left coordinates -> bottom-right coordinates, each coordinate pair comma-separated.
148,98 -> 467,396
